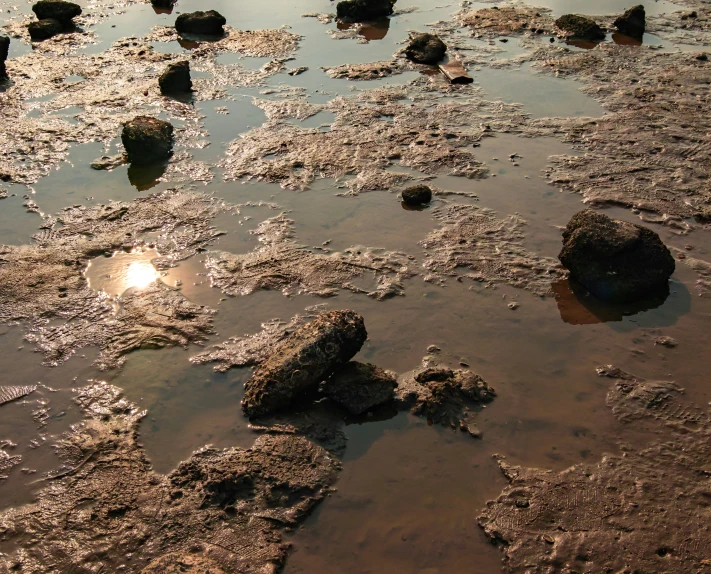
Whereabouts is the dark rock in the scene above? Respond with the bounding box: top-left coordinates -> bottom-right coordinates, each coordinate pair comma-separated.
336,0 -> 395,23
558,209 -> 675,303
175,10 -> 226,35
151,0 -> 174,8
0,35 -> 9,79
555,14 -> 605,41
401,185 -> 432,205
405,33 -> 447,64
323,361 -> 397,415
31,0 -> 82,27
242,310 -> 367,418
159,61 -> 192,94
121,116 -> 174,165
614,5 -> 645,38
28,19 -> 63,41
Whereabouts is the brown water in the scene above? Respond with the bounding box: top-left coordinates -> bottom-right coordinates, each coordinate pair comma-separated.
3,0 -> 710,572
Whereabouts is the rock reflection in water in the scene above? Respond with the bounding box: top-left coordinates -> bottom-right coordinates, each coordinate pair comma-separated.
552,277 -> 690,326
336,18 -> 390,41
127,161 -> 166,191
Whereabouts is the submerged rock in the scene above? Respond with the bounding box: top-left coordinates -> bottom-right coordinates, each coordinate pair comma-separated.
175,10 -> 226,35
0,35 -> 9,79
555,14 -> 605,41
614,4 -> 645,38
323,361 -> 397,415
31,0 -> 82,27
121,116 -> 174,165
159,60 -> 192,94
401,184 -> 433,205
28,18 -> 63,41
242,310 -> 367,418
558,210 -> 675,303
405,33 -> 447,65
336,0 -> 395,23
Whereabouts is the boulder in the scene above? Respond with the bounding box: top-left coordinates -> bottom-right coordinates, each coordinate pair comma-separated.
151,0 -> 174,8
614,5 -> 645,38
323,361 -> 397,415
31,0 -> 81,27
28,19 -> 63,41
336,0 -> 395,23
401,185 -> 432,205
405,33 -> 447,64
558,210 -> 675,303
555,14 -> 605,41
159,61 -> 192,94
242,310 -> 367,418
121,116 -> 174,165
0,35 -> 9,79
175,10 -> 226,35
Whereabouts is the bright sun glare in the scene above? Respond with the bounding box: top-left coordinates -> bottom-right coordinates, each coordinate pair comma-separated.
124,261 -> 158,290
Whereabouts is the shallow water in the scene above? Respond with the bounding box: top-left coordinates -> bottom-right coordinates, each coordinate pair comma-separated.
1,0 -> 709,571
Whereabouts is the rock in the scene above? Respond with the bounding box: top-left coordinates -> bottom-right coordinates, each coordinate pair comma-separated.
558,210 -> 675,303
401,185 -> 432,205
554,14 -> 605,41
31,0 -> 82,27
0,35 -> 9,79
175,10 -> 226,35
323,361 -> 397,415
614,5 -> 645,38
150,0 -> 174,9
159,61 -> 192,94
439,60 -> 473,84
28,18 -> 63,41
336,0 -> 395,23
121,116 -> 174,165
405,33 -> 447,64
242,310 -> 367,418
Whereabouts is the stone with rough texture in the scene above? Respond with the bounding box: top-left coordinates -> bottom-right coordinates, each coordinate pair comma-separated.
614,4 -> 645,38
401,184 -> 432,205
558,210 -> 675,303
323,361 -> 397,415
336,0 -> 395,23
175,10 -> 226,35
121,116 -> 174,165
405,33 -> 447,65
28,19 -> 63,41
555,14 -> 605,41
159,60 -> 192,94
0,36 -> 9,79
31,0 -> 81,27
242,310 -> 367,418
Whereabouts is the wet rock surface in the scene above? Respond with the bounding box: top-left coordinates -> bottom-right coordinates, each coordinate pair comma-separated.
405,33 -> 447,65
323,361 -> 397,415
559,210 -> 675,303
28,19 -> 63,41
0,383 -> 340,573
121,116 -> 175,165
159,60 -> 192,94
479,367 -> 711,573
401,184 -> 432,206
336,0 -> 395,23
614,4 -> 646,38
554,14 -> 606,41
242,310 -> 367,418
175,10 -> 226,36
31,0 -> 81,27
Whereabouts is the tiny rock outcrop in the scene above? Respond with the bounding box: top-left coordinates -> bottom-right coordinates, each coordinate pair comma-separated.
558,210 -> 675,303
614,5 -> 646,38
405,33 -> 447,65
175,10 -> 226,35
159,61 -> 192,94
401,184 -> 433,205
121,116 -> 174,165
31,0 -> 82,27
0,35 -> 9,79
336,0 -> 396,23
323,361 -> 397,415
555,14 -> 606,41
242,310 -> 368,418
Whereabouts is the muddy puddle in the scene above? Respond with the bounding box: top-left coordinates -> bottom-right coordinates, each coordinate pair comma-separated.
1,0 -> 710,570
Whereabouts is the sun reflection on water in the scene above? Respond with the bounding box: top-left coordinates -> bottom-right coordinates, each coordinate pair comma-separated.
85,250 -> 161,298
125,261 -> 159,290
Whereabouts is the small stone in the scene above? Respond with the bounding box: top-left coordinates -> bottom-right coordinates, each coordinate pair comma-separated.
555,14 -> 605,41
121,116 -> 174,165
405,33 -> 447,65
175,10 -> 226,35
614,5 -> 645,38
653,336 -> 678,348
401,185 -> 432,206
0,35 -> 9,79
508,302 -> 519,310
336,0 -> 395,23
323,361 -> 397,415
32,0 -> 81,27
28,18 -> 63,41
159,61 -> 192,94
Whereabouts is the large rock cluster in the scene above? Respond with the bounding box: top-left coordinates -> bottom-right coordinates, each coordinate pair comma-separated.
29,0 -> 82,41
